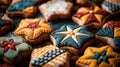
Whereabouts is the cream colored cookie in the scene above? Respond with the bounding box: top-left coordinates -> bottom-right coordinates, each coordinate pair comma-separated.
39,0 -> 73,21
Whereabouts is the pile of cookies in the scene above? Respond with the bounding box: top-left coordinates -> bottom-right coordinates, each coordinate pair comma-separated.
0,0 -> 120,67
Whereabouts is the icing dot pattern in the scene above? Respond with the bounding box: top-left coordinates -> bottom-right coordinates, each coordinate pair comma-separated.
31,49 -> 66,66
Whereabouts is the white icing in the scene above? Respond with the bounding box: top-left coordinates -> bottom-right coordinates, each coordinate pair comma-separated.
56,26 -> 90,44
40,1 -> 72,17
89,10 -> 94,14
1,14 -> 11,21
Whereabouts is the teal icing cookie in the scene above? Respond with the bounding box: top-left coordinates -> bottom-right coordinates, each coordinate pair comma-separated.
96,21 -> 120,52
7,1 -> 37,11
0,36 -> 32,63
51,25 -> 94,49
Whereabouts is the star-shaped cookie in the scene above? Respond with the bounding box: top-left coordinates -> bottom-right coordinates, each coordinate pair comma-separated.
96,21 -> 120,51
14,18 -> 53,45
51,25 -> 94,55
6,0 -> 39,17
39,0 -> 73,21
72,6 -> 109,28
0,36 -> 32,64
76,46 -> 120,67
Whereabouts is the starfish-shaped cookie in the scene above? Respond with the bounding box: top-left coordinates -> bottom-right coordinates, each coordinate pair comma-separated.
72,6 -> 109,25
56,26 -> 89,44
76,46 -> 120,67
14,18 -> 53,39
51,25 -> 94,49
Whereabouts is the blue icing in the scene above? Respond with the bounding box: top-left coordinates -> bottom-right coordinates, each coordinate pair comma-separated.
113,37 -> 120,47
91,51 -> 109,64
0,19 -> 5,26
7,1 -> 37,11
96,27 -> 114,38
103,1 -> 120,12
51,25 -> 94,49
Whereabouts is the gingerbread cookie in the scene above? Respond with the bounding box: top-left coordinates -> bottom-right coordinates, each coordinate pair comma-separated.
102,0 -> 120,13
0,13 -> 13,36
50,25 -> 94,56
96,21 -> 120,52
0,0 -> 10,10
0,36 -> 32,64
29,45 -> 70,67
72,6 -> 110,29
39,0 -> 73,21
6,0 -> 39,18
76,46 -> 120,67
14,18 -> 53,45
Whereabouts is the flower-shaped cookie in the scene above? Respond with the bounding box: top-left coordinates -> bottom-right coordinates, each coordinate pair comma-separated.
50,25 -> 94,55
96,21 -> 120,51
0,13 -> 13,36
0,36 -> 32,64
14,18 -> 53,45
29,45 -> 70,67
76,46 -> 120,67
72,6 -> 109,29
39,0 -> 73,21
6,0 -> 39,17
102,0 -> 120,13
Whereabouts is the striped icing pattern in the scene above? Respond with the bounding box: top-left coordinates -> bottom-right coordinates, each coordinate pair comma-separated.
31,48 -> 66,66
103,0 -> 120,12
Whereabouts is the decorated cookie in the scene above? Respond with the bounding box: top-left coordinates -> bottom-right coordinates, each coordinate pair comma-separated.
6,0 -> 39,18
0,0 -> 10,10
39,0 -> 73,21
29,45 -> 70,67
50,25 -> 94,56
14,18 -> 53,45
0,13 -> 13,36
76,46 -> 120,67
72,6 -> 110,29
96,21 -> 120,52
102,0 -> 120,13
0,36 -> 32,64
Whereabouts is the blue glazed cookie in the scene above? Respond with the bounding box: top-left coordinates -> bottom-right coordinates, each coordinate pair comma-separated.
29,45 -> 70,67
102,0 -> 120,13
96,21 -> 120,52
50,25 -> 94,55
6,0 -> 39,17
